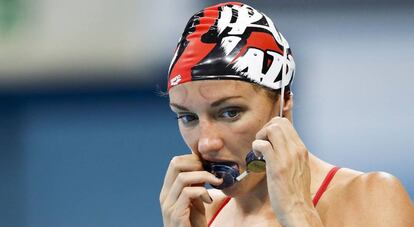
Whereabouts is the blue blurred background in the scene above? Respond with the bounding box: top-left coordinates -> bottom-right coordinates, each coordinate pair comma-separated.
1,0 -> 413,226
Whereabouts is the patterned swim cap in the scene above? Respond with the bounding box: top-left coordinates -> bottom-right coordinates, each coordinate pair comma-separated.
167,2 -> 295,91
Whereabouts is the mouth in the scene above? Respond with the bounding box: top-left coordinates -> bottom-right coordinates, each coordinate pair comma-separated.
203,160 -> 240,172
203,160 -> 241,189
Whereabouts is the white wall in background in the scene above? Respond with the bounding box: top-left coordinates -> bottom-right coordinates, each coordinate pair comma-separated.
0,0 -> 200,86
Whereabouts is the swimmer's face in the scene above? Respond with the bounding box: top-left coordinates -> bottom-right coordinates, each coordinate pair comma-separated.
169,80 -> 281,194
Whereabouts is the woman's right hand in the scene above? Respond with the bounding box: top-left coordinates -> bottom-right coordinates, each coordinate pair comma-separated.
160,154 -> 223,227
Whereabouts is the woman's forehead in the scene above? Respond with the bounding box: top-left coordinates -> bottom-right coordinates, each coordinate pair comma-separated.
169,80 -> 256,104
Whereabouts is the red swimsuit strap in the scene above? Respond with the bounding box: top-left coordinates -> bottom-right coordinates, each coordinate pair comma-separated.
312,166 -> 341,206
207,196 -> 231,227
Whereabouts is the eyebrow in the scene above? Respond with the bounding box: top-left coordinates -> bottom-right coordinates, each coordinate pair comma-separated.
170,96 -> 243,111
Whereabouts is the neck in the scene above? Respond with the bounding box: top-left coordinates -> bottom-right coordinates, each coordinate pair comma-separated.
228,152 -> 332,216
308,152 -> 335,197
231,175 -> 275,217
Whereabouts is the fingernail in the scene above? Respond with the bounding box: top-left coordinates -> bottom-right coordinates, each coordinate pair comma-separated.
209,195 -> 213,202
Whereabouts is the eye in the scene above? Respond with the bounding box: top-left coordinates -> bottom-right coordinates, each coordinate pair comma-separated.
220,108 -> 242,119
176,113 -> 198,124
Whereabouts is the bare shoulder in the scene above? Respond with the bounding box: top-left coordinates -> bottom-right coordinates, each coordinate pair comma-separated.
345,171 -> 414,208
319,169 -> 414,226
204,189 -> 229,221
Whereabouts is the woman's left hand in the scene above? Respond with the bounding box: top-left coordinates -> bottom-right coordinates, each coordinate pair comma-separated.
252,117 -> 322,226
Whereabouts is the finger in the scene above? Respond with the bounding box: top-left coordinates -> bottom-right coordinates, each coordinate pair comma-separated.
274,118 -> 309,162
267,124 -> 290,158
190,196 -> 208,226
252,149 -> 262,157
167,187 -> 211,227
255,115 -> 285,140
266,119 -> 310,178
275,117 -> 305,147
255,122 -> 269,140
255,117 -> 287,140
174,187 -> 212,211
256,117 -> 293,139
252,139 -> 278,165
259,117 -> 295,151
164,171 -> 222,208
254,120 -> 294,172
160,154 -> 203,203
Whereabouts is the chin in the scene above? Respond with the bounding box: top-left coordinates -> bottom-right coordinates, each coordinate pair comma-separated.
221,172 -> 266,197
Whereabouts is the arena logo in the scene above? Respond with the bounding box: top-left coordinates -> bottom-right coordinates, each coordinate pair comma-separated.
170,74 -> 182,86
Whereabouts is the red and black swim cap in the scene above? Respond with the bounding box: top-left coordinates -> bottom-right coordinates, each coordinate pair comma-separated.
168,2 -> 295,91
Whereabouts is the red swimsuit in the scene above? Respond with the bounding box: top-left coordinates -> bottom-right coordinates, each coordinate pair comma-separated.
208,166 -> 341,226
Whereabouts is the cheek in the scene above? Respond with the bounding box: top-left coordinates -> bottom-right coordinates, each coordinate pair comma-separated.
233,110 -> 269,135
231,112 -> 270,147
178,125 -> 198,150
225,114 -> 269,152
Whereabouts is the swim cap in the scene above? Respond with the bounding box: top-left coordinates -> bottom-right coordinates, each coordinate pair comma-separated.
167,2 -> 295,91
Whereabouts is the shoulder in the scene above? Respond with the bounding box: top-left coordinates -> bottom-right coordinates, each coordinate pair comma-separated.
344,171 -> 413,205
204,189 -> 230,222
320,169 -> 414,226
346,172 -> 414,210
350,171 -> 409,193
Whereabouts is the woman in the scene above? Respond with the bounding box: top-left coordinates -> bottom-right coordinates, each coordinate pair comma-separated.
160,2 -> 414,226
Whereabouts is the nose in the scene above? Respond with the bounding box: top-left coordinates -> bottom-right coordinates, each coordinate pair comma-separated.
197,119 -> 224,156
